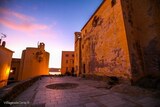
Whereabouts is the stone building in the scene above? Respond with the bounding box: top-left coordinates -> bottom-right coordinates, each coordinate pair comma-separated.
74,0 -> 160,83
0,41 -> 13,88
8,58 -> 21,82
18,43 -> 50,80
61,51 -> 74,75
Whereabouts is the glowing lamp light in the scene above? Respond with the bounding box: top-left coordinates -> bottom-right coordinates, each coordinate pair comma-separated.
10,70 -> 13,73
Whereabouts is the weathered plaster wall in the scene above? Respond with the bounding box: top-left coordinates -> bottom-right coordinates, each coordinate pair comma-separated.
121,0 -> 160,81
0,46 -> 13,88
81,0 -> 131,79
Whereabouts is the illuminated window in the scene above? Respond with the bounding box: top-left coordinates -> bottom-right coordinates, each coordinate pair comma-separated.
111,0 -> 116,7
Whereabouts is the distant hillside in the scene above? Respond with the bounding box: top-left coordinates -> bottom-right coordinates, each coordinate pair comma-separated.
49,68 -> 61,72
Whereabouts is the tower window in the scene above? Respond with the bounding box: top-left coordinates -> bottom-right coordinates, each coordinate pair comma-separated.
111,0 -> 116,7
65,54 -> 69,57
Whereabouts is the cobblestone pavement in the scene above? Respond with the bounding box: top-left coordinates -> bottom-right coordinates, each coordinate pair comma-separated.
11,77 -> 160,107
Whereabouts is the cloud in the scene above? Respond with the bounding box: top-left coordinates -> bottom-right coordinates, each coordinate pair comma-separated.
0,18 -> 48,31
0,8 -> 34,21
0,7 -> 48,32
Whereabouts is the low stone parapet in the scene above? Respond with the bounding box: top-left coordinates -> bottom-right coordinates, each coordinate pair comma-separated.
0,76 -> 40,107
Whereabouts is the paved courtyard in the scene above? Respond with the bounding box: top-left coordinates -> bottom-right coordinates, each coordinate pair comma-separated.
11,76 -> 160,107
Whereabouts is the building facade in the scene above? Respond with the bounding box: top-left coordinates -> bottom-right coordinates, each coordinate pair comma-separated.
0,42 -> 13,88
74,0 -> 160,83
18,43 -> 50,80
61,51 -> 74,75
8,58 -> 21,82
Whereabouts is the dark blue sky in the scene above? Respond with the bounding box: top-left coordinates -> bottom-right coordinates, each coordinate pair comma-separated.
0,0 -> 103,68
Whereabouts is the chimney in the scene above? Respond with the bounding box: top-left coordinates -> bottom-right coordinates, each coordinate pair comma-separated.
2,41 -> 6,47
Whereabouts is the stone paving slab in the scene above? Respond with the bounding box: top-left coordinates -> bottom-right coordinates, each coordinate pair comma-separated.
8,77 -> 160,107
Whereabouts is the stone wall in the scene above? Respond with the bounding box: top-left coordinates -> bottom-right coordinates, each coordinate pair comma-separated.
0,76 -> 40,107
121,0 -> 160,82
74,0 -> 160,84
80,0 -> 131,79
